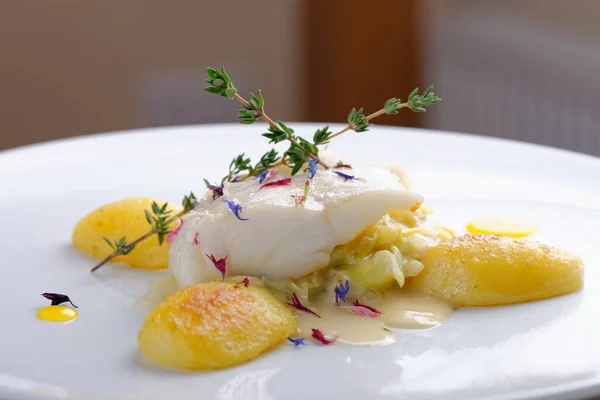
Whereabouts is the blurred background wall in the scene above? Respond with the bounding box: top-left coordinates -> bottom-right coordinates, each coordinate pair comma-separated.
1,0 -> 599,156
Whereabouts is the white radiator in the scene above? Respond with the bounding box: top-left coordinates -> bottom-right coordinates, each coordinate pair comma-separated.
423,10 -> 600,156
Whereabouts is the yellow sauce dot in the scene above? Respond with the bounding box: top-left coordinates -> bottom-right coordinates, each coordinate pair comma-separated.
37,305 -> 78,322
466,216 -> 537,238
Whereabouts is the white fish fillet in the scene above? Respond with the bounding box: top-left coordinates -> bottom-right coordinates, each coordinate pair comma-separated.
169,165 -> 423,287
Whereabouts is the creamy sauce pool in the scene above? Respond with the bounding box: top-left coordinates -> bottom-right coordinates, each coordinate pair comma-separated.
296,289 -> 453,347
136,276 -> 453,347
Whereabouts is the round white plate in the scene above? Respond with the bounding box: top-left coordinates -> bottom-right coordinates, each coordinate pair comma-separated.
1,123 -> 599,400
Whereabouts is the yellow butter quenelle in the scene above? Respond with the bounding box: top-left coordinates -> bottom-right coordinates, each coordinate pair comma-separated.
466,215 -> 537,238
72,198 -> 181,269
409,234 -> 583,307
138,281 -> 296,370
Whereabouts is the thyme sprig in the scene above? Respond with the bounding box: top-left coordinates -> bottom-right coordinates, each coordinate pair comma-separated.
204,66 -> 440,182
90,67 -> 440,273
326,86 -> 441,141
90,192 -> 197,272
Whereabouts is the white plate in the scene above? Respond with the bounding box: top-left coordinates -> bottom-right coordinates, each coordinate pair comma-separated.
1,123 -> 599,400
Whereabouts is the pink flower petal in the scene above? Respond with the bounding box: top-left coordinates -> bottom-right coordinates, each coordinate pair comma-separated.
339,300 -> 382,318
260,177 -> 292,190
311,328 -> 336,345
235,276 -> 250,288
166,217 -> 184,243
205,254 -> 227,281
287,293 -> 320,318
192,232 -> 200,246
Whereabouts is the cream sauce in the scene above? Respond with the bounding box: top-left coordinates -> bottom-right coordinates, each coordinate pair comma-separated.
296,289 -> 453,347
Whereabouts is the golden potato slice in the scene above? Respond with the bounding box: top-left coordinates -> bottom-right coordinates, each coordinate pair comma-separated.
138,281 -> 296,370
409,234 -> 583,307
72,198 -> 180,269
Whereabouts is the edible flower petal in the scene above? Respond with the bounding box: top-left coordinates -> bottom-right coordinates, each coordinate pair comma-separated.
206,183 -> 224,200
260,177 -> 292,190
41,293 -> 78,308
340,299 -> 382,318
166,217 -> 183,243
235,276 -> 250,287
223,199 -> 249,221
311,328 -> 336,345
287,293 -> 321,318
231,176 -> 241,182
334,162 -> 353,169
308,159 -> 318,179
256,169 -> 277,184
257,170 -> 268,184
205,254 -> 227,281
334,279 -> 350,305
287,337 -> 306,346
334,171 -> 355,181
192,232 -> 200,246
291,194 -> 305,205
291,180 -> 310,206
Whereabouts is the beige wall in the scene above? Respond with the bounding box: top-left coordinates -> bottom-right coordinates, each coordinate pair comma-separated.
0,1 -> 303,150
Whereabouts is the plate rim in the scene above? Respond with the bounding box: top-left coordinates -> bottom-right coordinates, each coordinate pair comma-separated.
1,123 -> 599,400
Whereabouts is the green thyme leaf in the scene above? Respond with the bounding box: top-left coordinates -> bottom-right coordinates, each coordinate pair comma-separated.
313,125 -> 332,145
262,126 -> 290,144
181,192 -> 197,213
384,98 -> 401,115
103,236 -> 115,250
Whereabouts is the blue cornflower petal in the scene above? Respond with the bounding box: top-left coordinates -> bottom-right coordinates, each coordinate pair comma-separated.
287,337 -> 306,346
308,159 -> 318,179
334,171 -> 355,181
223,199 -> 249,221
334,279 -> 350,305
231,176 -> 241,182
257,170 -> 269,184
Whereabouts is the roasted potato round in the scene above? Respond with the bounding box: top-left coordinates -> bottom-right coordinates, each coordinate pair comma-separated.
138,281 -> 296,370
409,234 -> 583,307
72,198 -> 180,269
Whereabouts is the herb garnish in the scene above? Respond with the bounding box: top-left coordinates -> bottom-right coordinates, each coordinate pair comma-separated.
89,66 -> 439,273
204,66 -> 440,183
91,193 -> 197,273
41,293 -> 78,308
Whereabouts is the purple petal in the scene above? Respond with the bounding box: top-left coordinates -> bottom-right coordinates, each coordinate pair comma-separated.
223,199 -> 249,221
287,337 -> 306,346
334,280 -> 350,305
257,170 -> 269,184
334,171 -> 355,181
308,159 -> 318,179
